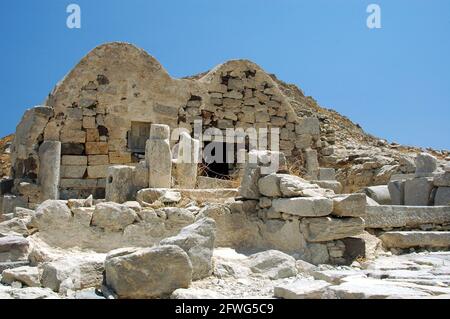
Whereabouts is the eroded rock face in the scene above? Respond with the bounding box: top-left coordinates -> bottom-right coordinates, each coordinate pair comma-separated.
104,245 -> 192,299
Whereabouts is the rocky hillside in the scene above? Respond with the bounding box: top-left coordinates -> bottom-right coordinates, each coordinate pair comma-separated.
0,134 -> 13,178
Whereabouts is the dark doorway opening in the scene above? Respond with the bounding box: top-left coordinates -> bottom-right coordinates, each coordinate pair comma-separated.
202,142 -> 234,179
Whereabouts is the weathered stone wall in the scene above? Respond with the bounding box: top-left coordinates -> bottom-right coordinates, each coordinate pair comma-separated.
10,42 -> 321,202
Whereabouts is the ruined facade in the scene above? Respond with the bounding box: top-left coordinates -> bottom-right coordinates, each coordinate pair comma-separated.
9,42 -> 322,205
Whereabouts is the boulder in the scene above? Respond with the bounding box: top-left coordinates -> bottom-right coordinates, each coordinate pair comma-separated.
160,218 -> 216,280
6,287 -> 60,299
1,266 -> 41,287
91,202 -> 138,231
104,245 -> 192,299
0,236 -> 29,262
35,200 -> 72,230
40,254 -> 105,293
332,194 -> 366,217
272,197 -> 333,217
301,217 -> 364,242
434,172 -> 450,187
415,153 -> 437,177
274,279 -> 331,299
246,250 -> 298,280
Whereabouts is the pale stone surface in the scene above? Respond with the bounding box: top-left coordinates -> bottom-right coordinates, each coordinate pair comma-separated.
1,266 -> 41,287
174,132 -> 200,189
415,153 -> 437,177
91,202 -> 138,232
380,231 -> 450,249
38,141 -> 61,200
246,250 -> 298,279
197,176 -> 235,189
35,200 -> 72,231
147,124 -> 172,188
0,236 -> 29,262
365,205 -> 450,228
312,180 -> 342,194
301,217 -> 364,242
171,288 -> 225,299
274,279 -> 330,299
434,187 -> 450,206
434,172 -> 450,187
361,185 -> 391,205
136,188 -> 181,205
272,197 -> 333,217
304,149 -> 319,180
104,245 -> 192,299
404,177 -> 434,206
105,165 -> 135,204
161,218 -> 216,280
332,194 -> 366,217
239,165 -> 261,199
40,254 -> 105,293
388,180 -> 405,205
318,168 -> 336,181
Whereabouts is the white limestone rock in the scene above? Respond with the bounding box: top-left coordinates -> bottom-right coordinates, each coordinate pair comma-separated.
274,279 -> 331,299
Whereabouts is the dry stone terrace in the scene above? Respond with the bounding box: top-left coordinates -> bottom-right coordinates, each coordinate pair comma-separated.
0,42 -> 449,299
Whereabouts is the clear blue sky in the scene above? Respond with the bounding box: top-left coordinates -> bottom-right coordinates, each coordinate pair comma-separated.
1,0 -> 449,149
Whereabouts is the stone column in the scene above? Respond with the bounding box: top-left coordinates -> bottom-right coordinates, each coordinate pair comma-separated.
146,124 -> 172,188
106,165 -> 135,203
175,132 -> 200,189
38,141 -> 61,200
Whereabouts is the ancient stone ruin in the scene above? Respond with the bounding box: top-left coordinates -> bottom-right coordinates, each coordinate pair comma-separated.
0,43 -> 449,299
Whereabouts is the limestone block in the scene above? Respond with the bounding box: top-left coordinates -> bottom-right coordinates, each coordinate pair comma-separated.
1,195 -> 27,215
1,266 -> 41,287
274,279 -> 331,299
0,236 -> 29,263
361,185 -> 391,205
109,152 -> 132,164
88,155 -> 109,166
38,141 -> 61,201
434,172 -> 450,187
238,165 -> 261,199
146,124 -> 172,188
82,117 -> 96,129
246,250 -> 298,280
301,217 -> 364,242
61,166 -> 86,179
104,246 -> 192,299
87,165 -> 109,179
272,197 -> 333,217
388,180 -> 405,205
295,134 -> 313,150
61,155 -> 87,166
255,111 -> 270,123
133,161 -> 149,190
404,177 -> 434,206
175,132 -> 200,189
304,149 -> 319,180
91,202 -> 138,231
60,130 -> 86,143
136,188 -> 181,205
434,187 -> 450,206
365,205 -> 450,228
312,180 -> 342,194
86,142 -> 108,155
86,128 -> 100,142
105,165 -> 135,204
415,153 -> 437,177
380,231 -> 450,249
60,179 -> 97,189
318,168 -> 336,181
332,194 -> 366,217
61,143 -> 85,155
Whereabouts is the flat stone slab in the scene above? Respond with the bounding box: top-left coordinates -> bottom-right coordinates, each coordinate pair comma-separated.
301,217 -> 364,242
365,205 -> 450,229
272,197 -> 333,217
380,231 -> 450,249
274,279 -> 331,299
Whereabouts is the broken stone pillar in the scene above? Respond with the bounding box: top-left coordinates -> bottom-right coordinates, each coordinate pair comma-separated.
388,180 -> 405,205
175,132 -> 200,189
146,124 -> 172,188
415,153 -> 437,177
106,165 -> 135,203
304,148 -> 319,180
38,141 -> 61,200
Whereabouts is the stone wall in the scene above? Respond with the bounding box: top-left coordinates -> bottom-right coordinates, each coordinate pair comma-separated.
9,42 -> 322,203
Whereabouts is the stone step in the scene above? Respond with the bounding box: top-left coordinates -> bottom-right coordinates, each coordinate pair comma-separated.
380,231 -> 450,249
